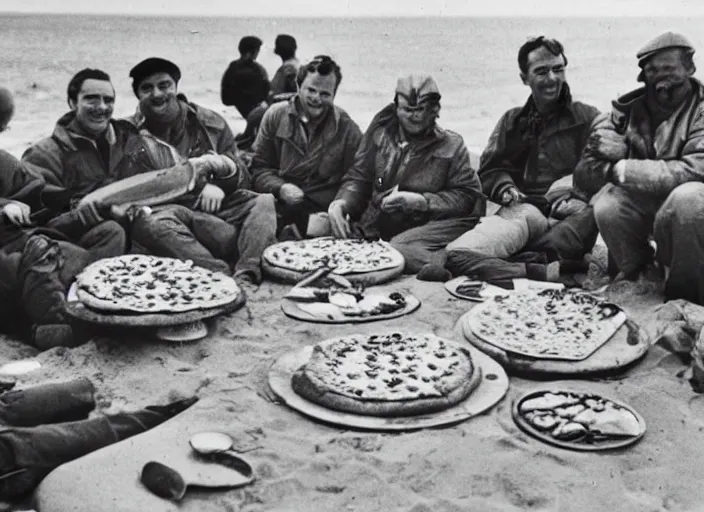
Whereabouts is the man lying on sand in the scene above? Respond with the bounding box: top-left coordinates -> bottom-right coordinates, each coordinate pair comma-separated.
124,57 -> 277,285
250,55 -> 362,239
328,74 -> 483,276
576,32 -> 704,304
445,36 -> 600,284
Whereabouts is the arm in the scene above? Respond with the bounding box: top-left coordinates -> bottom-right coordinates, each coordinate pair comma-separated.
220,64 -> 237,106
211,120 -> 251,192
0,150 -> 45,211
422,143 -> 483,218
250,107 -> 288,196
333,125 -> 377,218
477,113 -> 521,202
573,113 -> 618,197
22,141 -> 80,211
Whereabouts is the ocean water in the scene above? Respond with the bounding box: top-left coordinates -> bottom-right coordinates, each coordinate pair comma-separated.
2,13 -> 704,156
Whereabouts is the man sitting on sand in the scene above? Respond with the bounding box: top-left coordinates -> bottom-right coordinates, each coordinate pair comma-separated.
221,36 -> 270,121
327,74 -> 483,276
124,57 -> 277,285
250,55 -> 362,239
20,68 -> 129,260
575,32 -> 704,304
444,36 -> 600,284
0,86 -> 98,349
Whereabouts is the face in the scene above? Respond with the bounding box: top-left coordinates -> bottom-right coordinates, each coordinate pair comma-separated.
298,72 -> 337,121
521,46 -> 566,109
642,49 -> 693,105
396,95 -> 438,136
136,72 -> 179,120
70,79 -> 115,137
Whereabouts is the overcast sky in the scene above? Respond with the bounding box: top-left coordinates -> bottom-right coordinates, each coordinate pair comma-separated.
3,0 -> 704,17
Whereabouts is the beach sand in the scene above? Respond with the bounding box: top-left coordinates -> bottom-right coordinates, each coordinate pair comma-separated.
0,258 -> 699,512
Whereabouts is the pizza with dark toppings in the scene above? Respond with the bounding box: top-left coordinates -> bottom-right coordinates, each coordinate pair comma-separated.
291,333 -> 480,416
75,255 -> 241,313
262,237 -> 405,275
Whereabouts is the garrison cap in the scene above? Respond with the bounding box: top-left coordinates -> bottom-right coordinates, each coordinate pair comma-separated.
129,57 -> 181,97
637,32 -> 695,66
394,74 -> 441,105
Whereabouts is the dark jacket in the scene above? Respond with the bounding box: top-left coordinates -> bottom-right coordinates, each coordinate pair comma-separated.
479,87 -> 599,211
221,58 -> 270,117
123,99 -> 251,204
251,98 -> 362,210
575,78 -> 704,198
335,103 -> 483,240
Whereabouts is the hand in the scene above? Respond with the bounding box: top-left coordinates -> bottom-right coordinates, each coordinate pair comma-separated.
109,204 -> 152,222
194,184 -> 225,213
189,153 -> 238,180
550,196 -> 588,220
499,186 -> 524,206
279,183 -> 305,206
328,199 -> 351,239
612,160 -> 627,185
380,191 -> 428,213
594,132 -> 628,162
2,202 -> 32,226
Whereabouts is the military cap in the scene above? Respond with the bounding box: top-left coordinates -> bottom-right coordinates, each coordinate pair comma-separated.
129,57 -> 181,97
394,74 -> 441,105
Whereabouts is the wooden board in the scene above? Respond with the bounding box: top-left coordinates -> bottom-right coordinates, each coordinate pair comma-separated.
267,343 -> 509,431
35,398 -> 255,512
511,389 -> 646,451
456,311 -> 649,377
65,283 -> 246,327
281,294 -> 420,324
262,258 -> 404,286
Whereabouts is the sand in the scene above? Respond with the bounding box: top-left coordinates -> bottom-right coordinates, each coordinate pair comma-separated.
0,260 -> 700,512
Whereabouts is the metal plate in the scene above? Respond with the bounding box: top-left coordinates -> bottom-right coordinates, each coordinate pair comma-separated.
512,388 -> 646,451
281,294 -> 421,324
65,282 -> 246,327
444,277 -> 510,302
268,343 -> 509,431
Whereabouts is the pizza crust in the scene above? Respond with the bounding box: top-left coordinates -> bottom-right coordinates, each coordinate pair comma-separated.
291,334 -> 480,417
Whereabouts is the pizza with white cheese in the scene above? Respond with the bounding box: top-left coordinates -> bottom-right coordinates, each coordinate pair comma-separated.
291,333 -> 480,416
75,255 -> 241,313
465,289 -> 626,361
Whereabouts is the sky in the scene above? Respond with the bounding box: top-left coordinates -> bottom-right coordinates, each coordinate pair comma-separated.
3,0 -> 704,17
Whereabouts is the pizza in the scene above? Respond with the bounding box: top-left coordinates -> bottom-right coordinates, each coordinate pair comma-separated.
291,333 -> 481,417
262,237 -> 404,275
515,390 -> 643,444
466,288 -> 626,361
75,255 -> 241,313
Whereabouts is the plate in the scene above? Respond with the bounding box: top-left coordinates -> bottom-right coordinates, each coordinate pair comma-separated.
65,283 -> 246,327
267,342 -> 509,431
444,277 -> 510,302
281,293 -> 420,324
512,389 -> 646,451
0,360 -> 41,377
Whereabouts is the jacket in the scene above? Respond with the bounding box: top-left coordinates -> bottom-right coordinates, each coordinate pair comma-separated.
123,99 -> 251,200
479,87 -> 599,210
221,59 -> 269,110
575,78 -> 704,198
251,98 -> 362,210
335,103 -> 483,239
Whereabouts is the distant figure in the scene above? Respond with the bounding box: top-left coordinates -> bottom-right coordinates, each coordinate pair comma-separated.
220,36 -> 270,119
269,34 -> 300,101
235,34 -> 301,151
251,56 -> 362,238
327,74 -> 483,276
576,32 -> 704,303
0,87 -> 14,131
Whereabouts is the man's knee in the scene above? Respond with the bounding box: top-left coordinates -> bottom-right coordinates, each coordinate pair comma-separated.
592,185 -> 624,228
655,182 -> 704,228
99,220 -> 127,248
252,193 -> 276,213
131,210 -> 187,244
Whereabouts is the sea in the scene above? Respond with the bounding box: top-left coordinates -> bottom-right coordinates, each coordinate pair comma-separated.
2,13 -> 704,156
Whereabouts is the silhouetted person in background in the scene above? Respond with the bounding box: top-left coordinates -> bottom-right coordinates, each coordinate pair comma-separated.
221,36 -> 269,119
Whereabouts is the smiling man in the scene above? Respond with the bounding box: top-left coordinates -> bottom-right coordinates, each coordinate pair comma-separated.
124,57 -> 277,284
444,36 -> 600,284
250,55 -> 362,238
575,32 -> 704,303
327,74 -> 483,276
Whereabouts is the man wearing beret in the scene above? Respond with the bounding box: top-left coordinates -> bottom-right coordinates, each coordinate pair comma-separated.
328,74 -> 482,276
444,36 -> 600,285
251,55 -> 362,239
576,32 -> 704,304
124,57 -> 277,285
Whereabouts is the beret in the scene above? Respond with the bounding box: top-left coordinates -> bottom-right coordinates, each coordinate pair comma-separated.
129,57 -> 181,96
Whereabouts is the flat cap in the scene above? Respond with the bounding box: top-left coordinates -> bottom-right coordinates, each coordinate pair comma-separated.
129,57 -> 181,96
637,31 -> 695,66
394,74 -> 441,105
